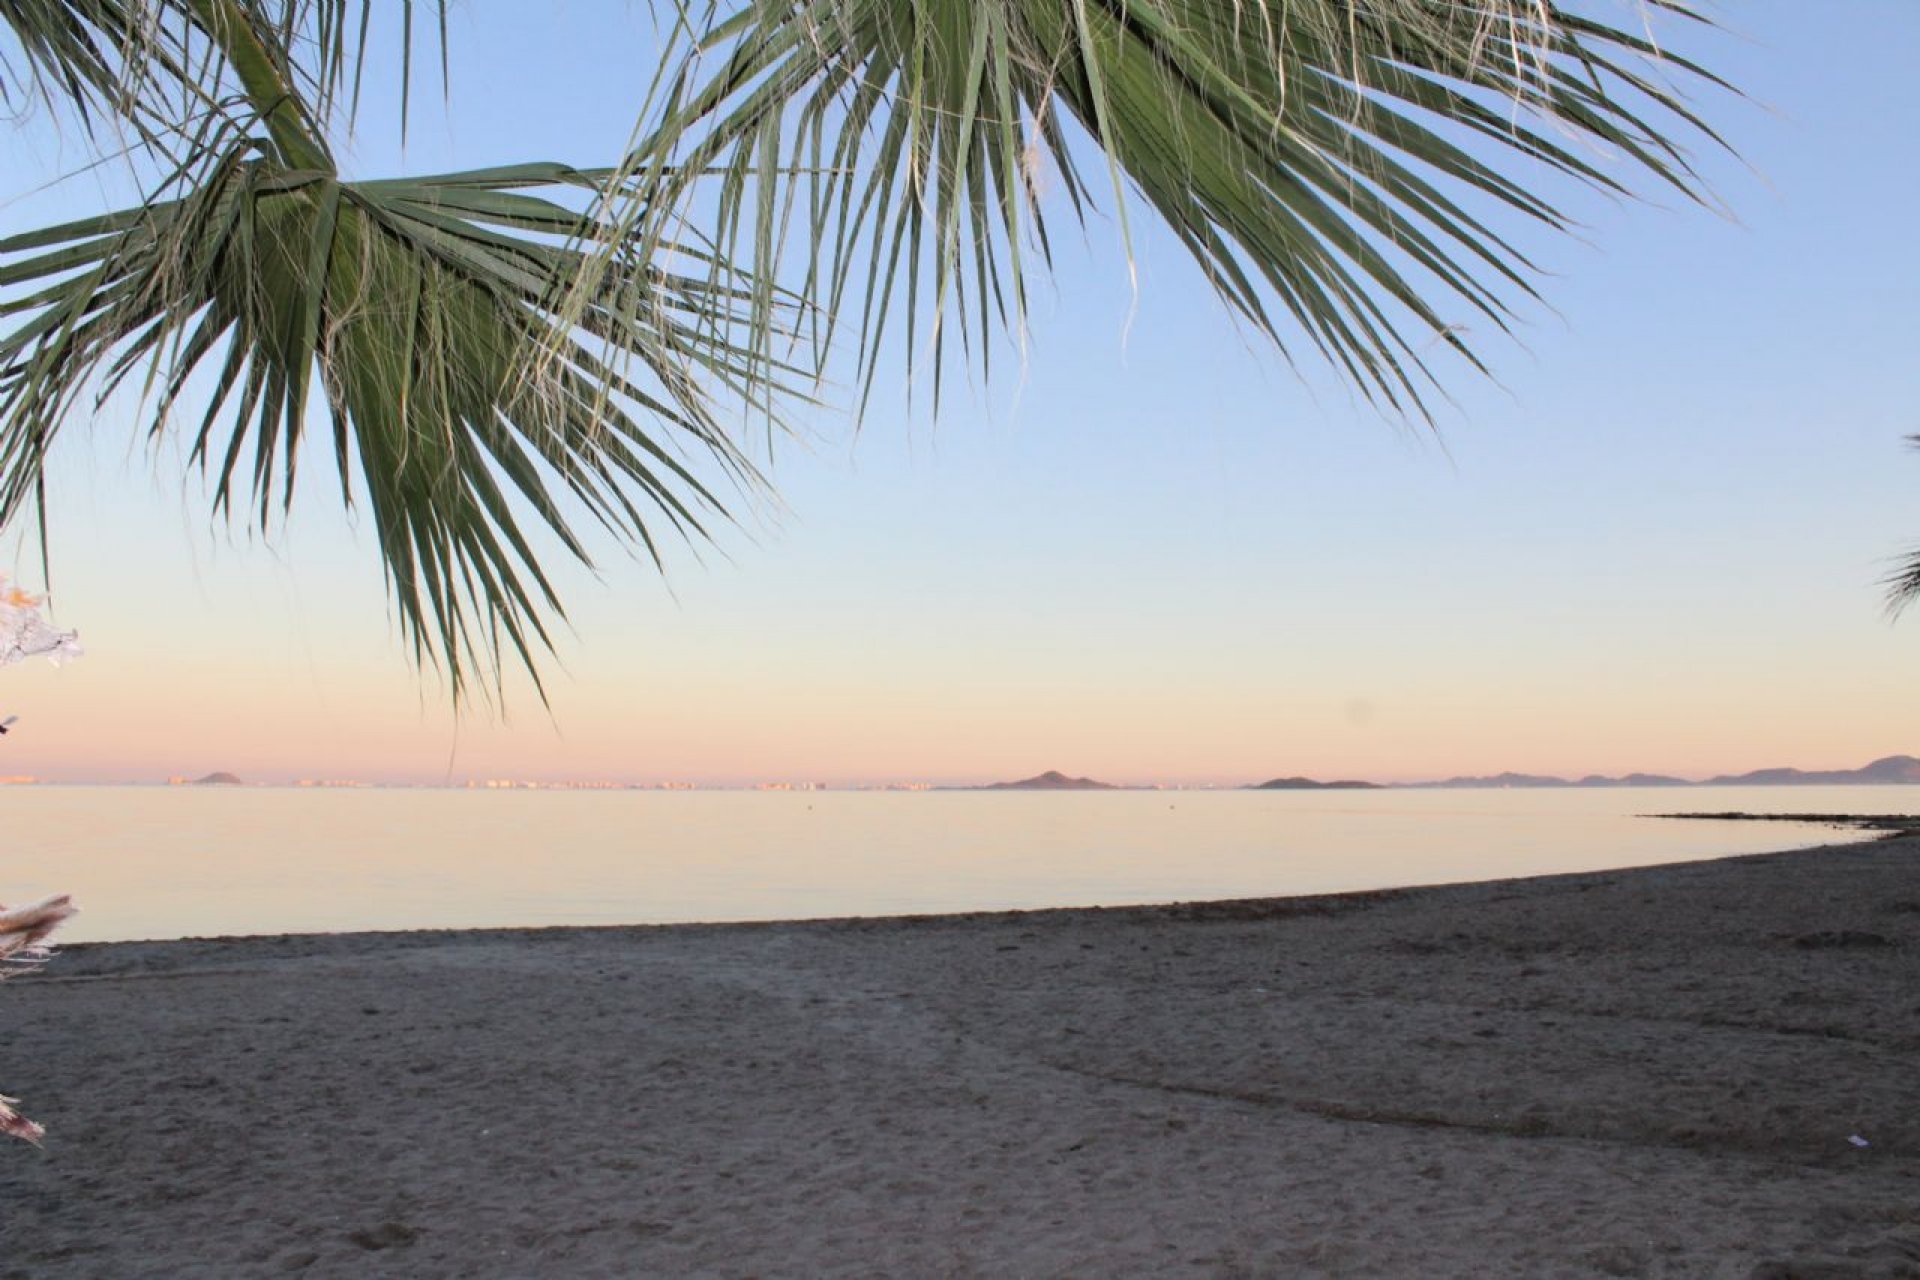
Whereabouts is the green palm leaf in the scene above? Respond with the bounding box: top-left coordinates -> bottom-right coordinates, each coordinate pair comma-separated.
622,0 -> 1731,418
0,0 -> 186,135
1,1 -> 437,155
0,152 -> 784,701
4,0 -> 800,701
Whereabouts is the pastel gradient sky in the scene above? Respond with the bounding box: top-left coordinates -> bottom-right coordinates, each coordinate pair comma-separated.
2,4 -> 1917,787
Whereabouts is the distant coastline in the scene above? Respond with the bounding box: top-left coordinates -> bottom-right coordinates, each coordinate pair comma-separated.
962,755 -> 1920,795
17,754 -> 1920,793
1401,754 -> 1920,791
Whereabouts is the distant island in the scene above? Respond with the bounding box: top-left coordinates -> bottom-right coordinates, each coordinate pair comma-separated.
975,771 -> 1116,791
1250,777 -> 1381,791
192,772 -> 242,786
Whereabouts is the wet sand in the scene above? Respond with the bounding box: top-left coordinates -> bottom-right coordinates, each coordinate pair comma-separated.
3,833 -> 1917,1277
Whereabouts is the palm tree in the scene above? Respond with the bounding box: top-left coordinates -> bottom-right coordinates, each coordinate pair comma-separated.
616,0 -> 1730,419
3,1 -> 792,702
2,1 -> 1739,697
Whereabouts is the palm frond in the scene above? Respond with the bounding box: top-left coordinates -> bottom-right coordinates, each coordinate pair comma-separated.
188,0 -> 444,144
0,1 -> 439,154
1888,436 -> 1920,616
1887,552 -> 1920,616
619,0 -> 1731,418
0,152 -> 786,701
0,0 -> 185,136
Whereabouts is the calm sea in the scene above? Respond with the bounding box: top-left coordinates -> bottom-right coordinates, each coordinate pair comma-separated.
3,785 -> 1909,943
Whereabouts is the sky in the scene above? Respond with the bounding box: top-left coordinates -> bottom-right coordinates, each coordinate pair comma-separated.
1,3 -> 1917,787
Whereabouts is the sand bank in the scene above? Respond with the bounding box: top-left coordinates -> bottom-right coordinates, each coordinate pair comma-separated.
3,834 -> 1917,1277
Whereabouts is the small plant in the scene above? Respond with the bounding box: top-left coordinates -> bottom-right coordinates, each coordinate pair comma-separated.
0,894 -> 77,1144
1,572 -> 81,1143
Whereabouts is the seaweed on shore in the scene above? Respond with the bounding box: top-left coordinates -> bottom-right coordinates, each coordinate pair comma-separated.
1652,812 -> 1920,835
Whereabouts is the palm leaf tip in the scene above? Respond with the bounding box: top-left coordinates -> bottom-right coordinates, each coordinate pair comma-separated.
0,0 -> 161,129
1886,552 -> 1920,617
1887,435 -> 1920,617
618,0 -> 1733,422
0,154 -> 785,701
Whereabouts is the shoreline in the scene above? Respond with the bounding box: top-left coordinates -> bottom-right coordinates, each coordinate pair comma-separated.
5,834 -> 1917,1275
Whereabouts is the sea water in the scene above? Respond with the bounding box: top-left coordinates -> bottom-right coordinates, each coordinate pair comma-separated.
2,785 -> 1908,943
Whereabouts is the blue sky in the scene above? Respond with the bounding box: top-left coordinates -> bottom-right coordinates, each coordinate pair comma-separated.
2,2 -> 1917,785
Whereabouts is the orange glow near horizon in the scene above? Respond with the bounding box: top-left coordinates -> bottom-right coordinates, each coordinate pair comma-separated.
4,606 -> 1913,788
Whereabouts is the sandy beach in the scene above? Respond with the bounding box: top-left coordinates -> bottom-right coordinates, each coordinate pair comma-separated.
3,832 -> 1917,1277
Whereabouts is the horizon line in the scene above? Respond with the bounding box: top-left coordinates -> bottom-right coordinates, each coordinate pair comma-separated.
7,751 -> 1917,792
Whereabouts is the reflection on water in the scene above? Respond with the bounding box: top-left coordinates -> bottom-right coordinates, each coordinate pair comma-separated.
2,786 -> 1905,943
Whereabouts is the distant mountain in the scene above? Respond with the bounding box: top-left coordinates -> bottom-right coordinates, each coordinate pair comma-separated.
1429,772 -> 1571,789
980,770 -> 1116,791
1705,755 -> 1920,787
1251,776 -> 1381,790
1416,756 -> 1919,789
192,771 -> 242,786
